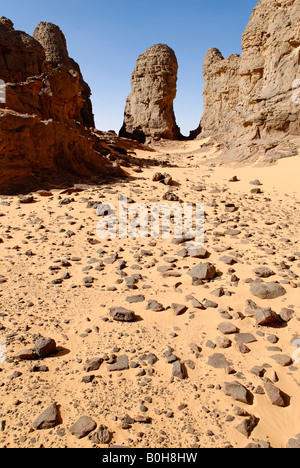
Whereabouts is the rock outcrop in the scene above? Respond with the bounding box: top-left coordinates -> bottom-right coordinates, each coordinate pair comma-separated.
198,0 -> 300,162
120,44 -> 182,143
33,22 -> 95,128
0,18 -> 122,194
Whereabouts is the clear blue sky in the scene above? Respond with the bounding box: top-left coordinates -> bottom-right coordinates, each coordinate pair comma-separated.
2,0 -> 258,136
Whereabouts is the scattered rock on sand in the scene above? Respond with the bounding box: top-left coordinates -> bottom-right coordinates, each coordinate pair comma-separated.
207,354 -> 231,369
32,403 -> 60,430
250,281 -> 287,300
235,415 -> 259,438
84,358 -> 103,372
264,382 -> 288,407
187,263 -> 216,281
90,425 -> 111,445
69,416 -> 97,439
34,337 -> 57,358
107,355 -> 129,372
223,381 -> 252,404
109,307 -> 136,322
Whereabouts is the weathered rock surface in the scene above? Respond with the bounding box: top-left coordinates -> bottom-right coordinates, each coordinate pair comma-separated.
33,22 -> 94,128
235,415 -> 259,438
120,44 -> 182,142
69,416 -> 97,439
250,281 -> 287,300
90,425 -> 111,445
223,381 -> 252,404
198,0 -> 300,162
34,337 -> 57,358
0,18 -> 123,194
286,434 -> 300,448
32,403 -> 60,430
265,381 -> 288,407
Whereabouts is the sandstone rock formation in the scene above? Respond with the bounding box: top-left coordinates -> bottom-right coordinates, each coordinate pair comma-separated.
198,0 -> 300,162
0,18 -> 122,194
33,22 -> 95,128
120,44 -> 182,143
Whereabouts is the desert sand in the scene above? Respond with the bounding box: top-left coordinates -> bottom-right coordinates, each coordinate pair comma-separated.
0,138 -> 299,448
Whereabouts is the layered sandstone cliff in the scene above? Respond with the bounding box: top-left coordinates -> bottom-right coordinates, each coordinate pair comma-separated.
120,44 -> 182,143
199,0 -> 300,161
0,18 -> 121,194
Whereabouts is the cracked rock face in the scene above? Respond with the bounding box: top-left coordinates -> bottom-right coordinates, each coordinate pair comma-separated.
120,44 -> 182,143
33,22 -> 95,128
198,0 -> 300,162
0,18 -> 116,194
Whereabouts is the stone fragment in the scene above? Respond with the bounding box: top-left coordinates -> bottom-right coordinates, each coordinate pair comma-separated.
91,425 -> 110,444
235,416 -> 259,438
172,361 -> 186,380
265,382 -> 288,407
223,381 -> 252,404
187,263 -> 216,281
250,282 -> 286,300
69,416 -> 97,439
207,353 -> 231,369
270,355 -> 293,367
84,358 -> 103,372
32,403 -> 60,430
14,349 -> 36,361
107,355 -> 129,372
217,322 -> 239,335
109,307 -> 136,322
34,337 -> 57,358
171,303 -> 187,316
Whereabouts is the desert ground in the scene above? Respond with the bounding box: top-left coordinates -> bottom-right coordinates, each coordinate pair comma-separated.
0,139 -> 299,448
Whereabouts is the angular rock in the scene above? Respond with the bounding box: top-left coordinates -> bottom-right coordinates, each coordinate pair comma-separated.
270,355 -> 293,367
172,360 -> 186,380
236,343 -> 251,354
32,403 -> 60,430
207,353 -> 231,369
250,281 -> 287,300
84,358 -> 103,373
215,336 -> 232,349
109,307 -> 136,322
69,416 -> 97,439
223,381 -> 252,404
14,349 -> 36,361
234,333 -> 257,344
34,337 -> 57,358
217,322 -> 239,335
126,295 -> 145,304
265,381 -> 288,407
171,303 -> 187,316
255,308 -> 282,326
146,300 -> 165,312
253,267 -> 275,278
235,415 -> 259,438
187,263 -> 216,281
280,308 -> 294,323
91,425 -> 110,445
107,355 -> 129,372
187,247 -> 208,259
